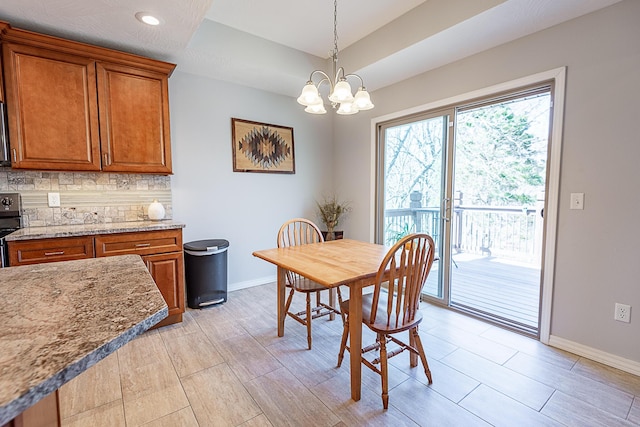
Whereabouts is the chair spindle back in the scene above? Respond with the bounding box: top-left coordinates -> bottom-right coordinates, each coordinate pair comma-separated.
370,233 -> 436,328
277,218 -> 324,286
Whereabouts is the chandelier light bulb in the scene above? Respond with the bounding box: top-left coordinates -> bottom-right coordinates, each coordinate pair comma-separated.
353,87 -> 374,110
305,99 -> 327,114
336,101 -> 359,115
297,82 -> 320,106
329,79 -> 354,103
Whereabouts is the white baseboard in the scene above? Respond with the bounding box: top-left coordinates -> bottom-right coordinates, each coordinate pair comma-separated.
228,275 -> 275,292
549,335 -> 640,376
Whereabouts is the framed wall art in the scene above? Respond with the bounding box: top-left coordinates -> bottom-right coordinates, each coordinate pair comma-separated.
231,118 -> 295,174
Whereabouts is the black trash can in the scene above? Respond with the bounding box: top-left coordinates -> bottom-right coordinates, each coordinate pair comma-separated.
184,239 -> 229,308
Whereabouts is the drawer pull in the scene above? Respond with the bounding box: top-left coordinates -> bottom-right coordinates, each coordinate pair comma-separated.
44,251 -> 65,256
135,243 -> 151,248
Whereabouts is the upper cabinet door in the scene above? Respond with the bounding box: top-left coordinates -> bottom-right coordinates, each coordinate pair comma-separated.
2,43 -> 102,170
0,47 -> 4,103
97,62 -> 172,174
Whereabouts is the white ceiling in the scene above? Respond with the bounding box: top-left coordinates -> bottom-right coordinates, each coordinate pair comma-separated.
0,0 -> 622,98
204,0 -> 428,58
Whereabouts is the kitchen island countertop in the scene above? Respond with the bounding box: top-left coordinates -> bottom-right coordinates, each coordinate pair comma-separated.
0,254 -> 168,425
4,220 -> 185,241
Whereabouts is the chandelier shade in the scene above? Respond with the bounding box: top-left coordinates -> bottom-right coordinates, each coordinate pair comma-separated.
353,87 -> 374,110
297,0 -> 374,115
336,101 -> 358,115
304,96 -> 327,114
296,82 -> 320,106
328,79 -> 354,103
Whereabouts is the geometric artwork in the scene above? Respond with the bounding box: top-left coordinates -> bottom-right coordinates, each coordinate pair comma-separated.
231,118 -> 295,174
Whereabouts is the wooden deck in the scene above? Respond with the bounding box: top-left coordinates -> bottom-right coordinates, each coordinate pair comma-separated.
424,253 -> 541,334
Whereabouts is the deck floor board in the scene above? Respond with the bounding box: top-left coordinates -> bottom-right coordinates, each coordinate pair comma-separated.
424,253 -> 541,332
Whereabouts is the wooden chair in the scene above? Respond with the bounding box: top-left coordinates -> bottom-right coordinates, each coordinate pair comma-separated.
277,218 -> 344,349
337,233 -> 436,409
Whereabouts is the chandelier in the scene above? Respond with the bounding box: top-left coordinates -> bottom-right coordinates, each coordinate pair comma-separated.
296,0 -> 374,115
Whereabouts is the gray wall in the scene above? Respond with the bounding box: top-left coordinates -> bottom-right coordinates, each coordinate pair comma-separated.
169,73 -> 334,288
167,1 -> 639,365
333,1 -> 640,362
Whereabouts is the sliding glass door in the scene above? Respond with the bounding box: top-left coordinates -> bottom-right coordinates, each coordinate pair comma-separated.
377,86 -> 552,335
378,109 -> 454,302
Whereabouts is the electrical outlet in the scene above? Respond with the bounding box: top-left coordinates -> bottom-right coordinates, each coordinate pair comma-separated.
614,303 -> 631,323
47,192 -> 60,208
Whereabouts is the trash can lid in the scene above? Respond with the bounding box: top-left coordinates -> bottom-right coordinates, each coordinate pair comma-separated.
184,239 -> 229,252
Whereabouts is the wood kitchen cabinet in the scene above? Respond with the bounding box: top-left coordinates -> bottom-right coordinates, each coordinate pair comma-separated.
7,228 -> 185,327
97,62 -> 172,174
0,21 -> 174,174
94,229 -> 184,327
3,390 -> 61,427
143,252 -> 185,327
2,43 -> 102,171
8,236 -> 95,265
0,48 -> 4,103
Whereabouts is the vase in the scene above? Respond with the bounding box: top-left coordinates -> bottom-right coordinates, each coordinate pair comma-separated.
148,199 -> 165,221
322,230 -> 344,241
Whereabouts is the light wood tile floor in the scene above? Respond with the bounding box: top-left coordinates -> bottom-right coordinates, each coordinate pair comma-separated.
59,283 -> 640,426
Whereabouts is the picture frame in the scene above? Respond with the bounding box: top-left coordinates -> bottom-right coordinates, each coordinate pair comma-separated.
231,118 -> 295,174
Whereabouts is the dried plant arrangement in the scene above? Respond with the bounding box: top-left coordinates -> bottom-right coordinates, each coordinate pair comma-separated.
316,195 -> 351,240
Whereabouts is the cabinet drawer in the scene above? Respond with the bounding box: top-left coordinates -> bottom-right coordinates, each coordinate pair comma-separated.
95,229 -> 182,257
8,236 -> 95,266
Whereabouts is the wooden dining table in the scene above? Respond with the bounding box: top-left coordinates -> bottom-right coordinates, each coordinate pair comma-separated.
252,238 -> 390,402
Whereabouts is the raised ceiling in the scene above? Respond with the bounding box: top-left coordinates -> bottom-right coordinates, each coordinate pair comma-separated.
0,0 -> 622,97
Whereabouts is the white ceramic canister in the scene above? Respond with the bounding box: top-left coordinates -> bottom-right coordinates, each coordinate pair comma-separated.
148,199 -> 165,221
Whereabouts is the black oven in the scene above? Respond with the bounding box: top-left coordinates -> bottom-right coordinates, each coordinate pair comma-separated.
0,193 -> 21,267
0,231 -> 11,267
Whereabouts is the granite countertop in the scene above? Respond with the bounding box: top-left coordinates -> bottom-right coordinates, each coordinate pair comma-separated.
0,255 -> 168,425
5,220 -> 186,241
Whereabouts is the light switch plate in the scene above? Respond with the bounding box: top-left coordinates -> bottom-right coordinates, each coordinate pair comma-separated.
570,193 -> 584,210
47,192 -> 61,207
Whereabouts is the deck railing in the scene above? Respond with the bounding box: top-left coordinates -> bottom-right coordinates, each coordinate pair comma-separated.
385,205 -> 543,263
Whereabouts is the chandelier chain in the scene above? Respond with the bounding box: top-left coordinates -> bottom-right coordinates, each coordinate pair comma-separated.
333,0 -> 338,59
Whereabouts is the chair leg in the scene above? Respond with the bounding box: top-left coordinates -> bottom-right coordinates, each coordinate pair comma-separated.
284,288 -> 295,313
379,332 -> 389,410
328,288 -> 336,321
306,293 -> 313,350
411,327 -> 432,384
337,316 -> 349,367
336,287 -> 346,324
282,288 -> 295,337
409,329 -> 418,367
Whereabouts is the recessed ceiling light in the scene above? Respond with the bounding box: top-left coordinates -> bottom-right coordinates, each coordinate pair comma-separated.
135,12 -> 161,26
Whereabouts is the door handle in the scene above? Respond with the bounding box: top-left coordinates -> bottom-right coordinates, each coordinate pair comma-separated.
442,198 -> 451,222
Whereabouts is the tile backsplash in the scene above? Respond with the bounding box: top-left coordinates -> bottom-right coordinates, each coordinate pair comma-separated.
0,169 -> 172,227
